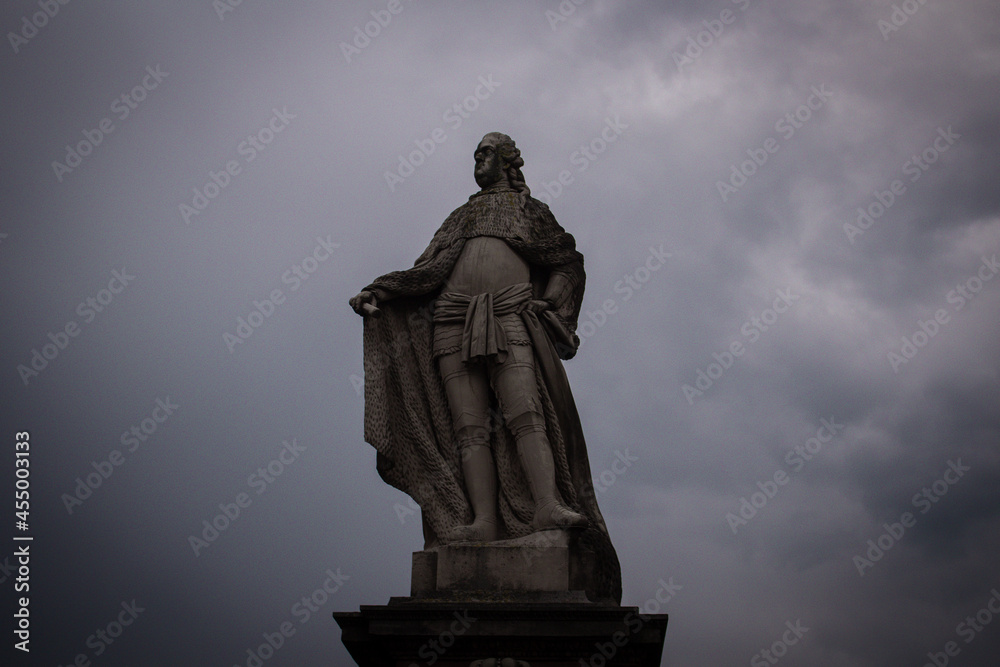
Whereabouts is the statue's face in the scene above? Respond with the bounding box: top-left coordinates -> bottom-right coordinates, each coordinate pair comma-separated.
474,135 -> 506,189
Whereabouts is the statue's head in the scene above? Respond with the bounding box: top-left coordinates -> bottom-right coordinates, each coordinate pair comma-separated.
474,132 -> 530,196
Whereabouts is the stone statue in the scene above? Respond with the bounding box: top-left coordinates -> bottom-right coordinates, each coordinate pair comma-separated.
350,132 -> 621,604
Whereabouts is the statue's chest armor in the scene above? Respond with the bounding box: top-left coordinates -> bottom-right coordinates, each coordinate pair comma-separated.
444,237 -> 531,295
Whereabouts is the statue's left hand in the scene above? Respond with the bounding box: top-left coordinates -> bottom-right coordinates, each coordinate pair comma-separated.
349,290 -> 379,317
525,299 -> 551,314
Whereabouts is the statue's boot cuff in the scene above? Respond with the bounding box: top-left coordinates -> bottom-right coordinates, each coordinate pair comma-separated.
531,499 -> 588,531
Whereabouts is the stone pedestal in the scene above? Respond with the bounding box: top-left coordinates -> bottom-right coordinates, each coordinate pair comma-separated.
334,531 -> 668,666
411,529 -> 598,603
334,600 -> 668,666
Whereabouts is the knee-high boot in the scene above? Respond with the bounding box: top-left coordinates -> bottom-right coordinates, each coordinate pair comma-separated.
516,431 -> 587,530
444,444 -> 498,542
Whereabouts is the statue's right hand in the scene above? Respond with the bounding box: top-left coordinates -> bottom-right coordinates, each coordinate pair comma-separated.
349,290 -> 377,316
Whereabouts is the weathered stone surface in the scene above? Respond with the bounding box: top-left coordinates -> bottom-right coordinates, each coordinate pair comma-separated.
334,601 -> 668,666
411,529 -> 604,603
349,132 -> 621,604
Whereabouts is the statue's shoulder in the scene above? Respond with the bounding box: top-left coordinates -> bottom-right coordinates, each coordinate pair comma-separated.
522,195 -> 567,232
524,195 -> 552,214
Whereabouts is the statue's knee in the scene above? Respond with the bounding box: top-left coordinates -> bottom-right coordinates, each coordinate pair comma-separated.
502,394 -> 547,439
508,411 -> 546,439
454,408 -> 490,449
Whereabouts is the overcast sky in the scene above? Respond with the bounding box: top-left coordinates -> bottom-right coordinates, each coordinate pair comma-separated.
2,1 -> 999,665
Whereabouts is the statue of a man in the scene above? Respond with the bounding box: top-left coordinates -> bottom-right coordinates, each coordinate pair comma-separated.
350,132 -> 621,603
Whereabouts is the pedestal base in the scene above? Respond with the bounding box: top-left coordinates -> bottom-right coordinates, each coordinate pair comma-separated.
335,530 -> 664,665
411,529 -> 599,600
334,599 -> 668,666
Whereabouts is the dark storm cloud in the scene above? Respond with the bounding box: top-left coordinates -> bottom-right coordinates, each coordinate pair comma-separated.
1,0 -> 998,665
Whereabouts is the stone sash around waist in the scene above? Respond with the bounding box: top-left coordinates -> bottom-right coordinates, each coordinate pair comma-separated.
432,282 -> 533,364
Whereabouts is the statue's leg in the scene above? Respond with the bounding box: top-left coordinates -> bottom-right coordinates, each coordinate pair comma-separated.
438,350 -> 498,542
491,345 -> 587,531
